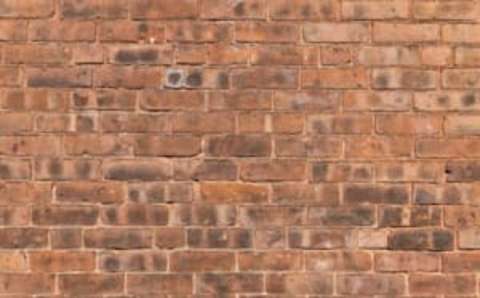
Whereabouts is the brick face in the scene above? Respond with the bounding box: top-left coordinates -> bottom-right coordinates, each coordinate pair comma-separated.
0,0 -> 478,296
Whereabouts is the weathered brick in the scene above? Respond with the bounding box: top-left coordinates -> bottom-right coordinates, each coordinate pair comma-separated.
101,204 -> 168,226
374,23 -> 439,43
59,273 -> 124,295
232,68 -> 298,89
61,0 -> 128,18
35,158 -> 100,180
134,136 -> 200,157
207,135 -> 271,157
95,66 -> 162,89
344,91 -> 412,111
33,205 -> 98,226
103,160 -> 171,181
235,22 -> 298,43
187,228 -> 253,249
288,228 -> 350,249
375,252 -> 439,272
171,251 -> 235,272
30,20 -> 95,42
200,182 -> 268,203
0,273 -> 54,294
272,183 -> 340,205
239,251 -> 303,271
344,184 -> 409,205
306,251 -> 372,271
0,0 -> 54,18
337,274 -> 406,295
343,0 -> 408,19
302,68 -> 368,89
409,274 -> 476,295
443,24 -> 480,43
346,136 -> 413,158
100,251 -> 166,272
201,0 -> 265,19
27,67 -> 91,88
127,273 -> 192,294
270,0 -> 337,20
241,159 -> 306,181
141,90 -> 204,111
84,228 -> 152,249
304,23 -> 369,43
414,0 -> 478,20
373,68 -> 437,90
30,251 -> 95,272
197,273 -> 263,293
307,206 -> 375,226
266,273 -> 333,294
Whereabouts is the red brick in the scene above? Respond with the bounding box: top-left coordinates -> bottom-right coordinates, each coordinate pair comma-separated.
305,23 -> 368,43
132,0 -> 197,19
0,273 -> 54,294
232,68 -> 298,89
235,22 -> 299,43
270,0 -> 338,20
84,228 -> 152,249
197,273 -> 263,294
171,251 -> 235,272
0,21 -> 27,41
29,251 -> 95,272
343,0 -> 408,19
200,182 -> 268,203
61,0 -> 128,18
30,20 -> 95,42
375,252 -> 439,272
59,273 -> 124,295
266,273 -> 333,294
127,274 -> 192,294
409,274 -> 476,295
302,68 -> 368,89
241,159 -> 306,181
306,251 -> 372,271
337,274 -> 406,295
201,0 -> 265,19
95,66 -> 162,89
374,23 -> 439,43
99,251 -> 166,272
0,0 -> 54,18
141,90 -> 204,111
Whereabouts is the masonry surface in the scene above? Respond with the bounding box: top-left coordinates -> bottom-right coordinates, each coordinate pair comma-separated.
2,0 -> 480,296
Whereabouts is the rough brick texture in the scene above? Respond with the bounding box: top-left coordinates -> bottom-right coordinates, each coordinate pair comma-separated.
1,0 -> 480,296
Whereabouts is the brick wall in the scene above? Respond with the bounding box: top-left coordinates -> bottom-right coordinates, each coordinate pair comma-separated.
0,0 -> 479,295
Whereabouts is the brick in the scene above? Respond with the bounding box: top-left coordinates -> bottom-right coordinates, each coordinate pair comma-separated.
306,251 -> 372,271
270,0 -> 337,20
308,115 -> 373,134
0,67 -> 21,87
100,21 -> 165,43
307,206 -> 375,226
444,69 -> 480,89
30,251 -> 95,272
0,21 -> 27,41
27,67 -> 91,88
445,207 -> 480,227
5,45 -> 71,65
445,161 -> 480,182
456,47 -> 480,66
134,136 -> 200,157
0,0 -> 54,18
376,114 -> 442,135
61,0 -> 128,18
344,91 -> 411,111
0,113 -> 33,133
0,182 -> 50,205
166,22 -> 230,43
443,24 -> 480,43
103,160 -> 171,181
174,159 -> 238,181
376,162 -> 442,182
95,66 -> 162,89
0,228 -> 48,249
59,273 -> 123,295
379,206 -> 441,227
414,0 -> 479,20
173,112 -> 235,133
2,89 -> 70,112
84,228 -> 152,249
100,251 -> 166,272
232,68 -> 298,89
238,206 -> 305,227
272,113 -> 304,134
56,181 -> 125,204
197,273 -> 263,293
272,183 -> 340,205
345,136 -> 412,158
0,159 -> 30,180
132,0 -> 197,19
304,23 -> 369,43
50,228 -> 82,249
414,91 -> 479,111
171,251 -> 234,272
200,182 -> 268,203
374,23 -> 439,43
33,205 -> 98,225
312,162 -> 373,182
30,20 -> 95,42
207,135 -> 271,157
187,228 -> 252,249
155,227 -> 185,249
266,273 -> 333,294
35,158 -> 100,180
200,0 -> 265,19
211,90 -> 272,111
409,274 -> 476,295
239,251 -> 303,271
337,274 -> 405,295
375,252 -> 439,272
422,46 -> 452,66
446,115 -> 480,135
108,45 -> 173,65
0,273 -> 54,294
235,22 -> 298,43
241,159 -> 306,181
101,204 -> 168,225
357,46 -> 420,66
0,252 -> 27,272
127,273 -> 192,294
288,228 -> 349,249
344,184 -> 409,205
373,68 -> 437,90
302,68 -> 368,89
252,46 -> 317,65
275,136 -> 342,157
274,90 -> 340,112
358,229 -> 388,249
388,229 -> 454,251
343,0 -> 408,19
141,90 -> 204,111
